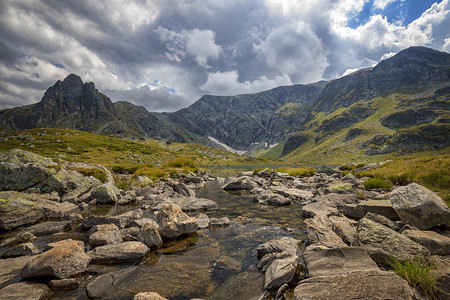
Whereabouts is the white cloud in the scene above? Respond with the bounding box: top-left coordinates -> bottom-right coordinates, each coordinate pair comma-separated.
373,0 -> 399,10
443,37 -> 450,52
341,68 -> 359,77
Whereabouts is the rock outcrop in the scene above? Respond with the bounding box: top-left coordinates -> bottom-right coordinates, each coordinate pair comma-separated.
156,203 -> 198,238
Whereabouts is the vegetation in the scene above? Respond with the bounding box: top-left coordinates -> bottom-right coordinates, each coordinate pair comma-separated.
386,256 -> 440,299
363,177 -> 392,190
68,167 -> 108,183
276,166 -> 316,177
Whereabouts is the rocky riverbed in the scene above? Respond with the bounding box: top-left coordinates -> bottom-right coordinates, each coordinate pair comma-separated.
0,149 -> 449,299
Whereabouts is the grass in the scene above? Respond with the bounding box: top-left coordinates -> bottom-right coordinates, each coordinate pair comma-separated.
363,177 -> 392,190
68,167 -> 108,183
276,166 -> 316,177
386,256 -> 440,299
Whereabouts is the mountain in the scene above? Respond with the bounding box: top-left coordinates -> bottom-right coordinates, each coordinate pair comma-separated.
0,74 -> 188,142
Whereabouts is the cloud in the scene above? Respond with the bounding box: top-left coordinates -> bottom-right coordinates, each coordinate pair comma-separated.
373,0 -> 400,10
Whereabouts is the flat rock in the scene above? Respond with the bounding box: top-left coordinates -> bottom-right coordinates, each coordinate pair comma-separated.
195,214 -> 210,229
87,241 -> 149,264
328,216 -> 357,245
82,209 -> 143,229
0,231 -> 36,247
254,192 -> 292,206
363,212 -> 402,231
48,278 -> 81,291
389,183 -> 450,229
293,270 -> 421,300
257,237 -> 300,258
157,203 -> 198,238
88,224 -> 123,247
153,196 -> 218,212
0,282 -> 53,300
270,186 -> 314,201
0,191 -> 44,230
356,217 -> 429,265
0,255 -> 33,286
263,252 -> 298,291
323,183 -> 355,194
40,199 -> 81,220
209,217 -> 231,226
301,202 -> 339,218
402,229 -> 450,255
1,242 -> 40,258
222,176 -> 259,190
22,220 -> 72,236
134,292 -> 168,300
343,200 -> 399,220
305,214 -> 347,248
303,246 -> 379,277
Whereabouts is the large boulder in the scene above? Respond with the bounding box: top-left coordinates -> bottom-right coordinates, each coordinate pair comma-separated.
1,242 -> 40,258
356,217 -> 429,265
0,255 -> 33,286
343,200 -> 399,220
91,182 -> 121,204
301,202 -> 339,218
0,282 -> 53,300
389,183 -> 450,229
0,191 -> 44,230
87,241 -> 150,264
222,176 -> 259,190
40,199 -> 81,219
138,220 -> 163,248
402,229 -> 450,255
20,239 -> 90,279
88,224 -> 123,247
156,203 -> 198,238
257,237 -> 300,258
304,214 -> 347,248
328,216 -> 357,246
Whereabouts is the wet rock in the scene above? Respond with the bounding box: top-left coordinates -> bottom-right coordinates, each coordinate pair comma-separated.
301,202 -> 339,218
209,217 -> 231,226
153,196 -> 218,212
257,237 -> 300,258
0,191 -> 44,230
20,239 -> 90,279
305,214 -> 347,248
48,278 -> 81,291
0,255 -> 33,286
1,242 -> 40,258
363,212 -> 402,231
157,203 -> 198,239
402,229 -> 450,255
87,241 -> 150,264
328,216 -> 357,245
138,221 -> 163,248
222,176 -> 259,190
134,292 -> 168,300
293,270 -> 422,300
389,183 -> 450,229
22,220 -> 72,236
91,182 -> 121,204
254,192 -> 291,206
0,282 -> 53,300
195,214 -> 210,229
88,224 -> 123,247
211,255 -> 241,282
0,231 -> 36,247
263,252 -> 298,291
356,217 -> 429,265
343,200 -> 399,220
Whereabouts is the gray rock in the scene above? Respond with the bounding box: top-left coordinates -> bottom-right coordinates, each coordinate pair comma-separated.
301,202 -> 339,218
0,256 -> 33,286
40,199 -> 81,220
20,239 -> 90,279
0,282 -> 53,300
22,220 -> 72,236
254,192 -> 291,206
82,209 -> 143,229
121,226 -> 140,241
129,218 -> 156,228
222,176 -> 259,190
323,183 -> 355,194
195,214 -> 210,229
91,182 -> 121,204
356,217 -> 429,265
293,270 -> 422,300
153,196 -> 218,212
364,212 -> 402,231
157,203 -> 198,238
88,224 -> 123,247
343,200 -> 399,220
263,252 -> 298,291
0,191 -> 44,230
305,214 -> 347,248
390,183 -> 450,229
402,229 -> 450,255
257,237 -> 300,258
86,267 -> 139,298
270,186 -> 314,201
209,217 -> 231,226
328,216 -> 357,245
303,246 -> 379,277
87,241 -> 150,264
0,231 -> 36,247
1,242 -> 40,258
48,278 -> 81,291
134,292 -> 168,300
173,183 -> 196,197
138,221 -> 163,248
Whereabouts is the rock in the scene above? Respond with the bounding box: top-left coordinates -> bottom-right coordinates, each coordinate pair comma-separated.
363,212 -> 402,231
0,256 -> 33,286
293,270 -> 422,300
82,209 -> 143,229
173,183 -> 196,197
40,199 -> 81,220
195,214 -> 210,229
211,255 -> 241,282
301,202 -> 339,218
328,216 -> 357,245
0,191 -> 44,230
254,192 -> 291,206
1,242 -> 40,258
121,226 -> 140,241
0,231 -> 36,247
20,239 -> 90,279
311,193 -> 358,212
91,182 -> 121,204
389,183 -> 450,229
22,220 -> 72,236
263,252 -> 298,291
87,241 -> 149,264
48,278 -> 81,291
305,214 -> 347,248
0,282 -> 53,300
355,217 -> 429,265
129,218 -> 155,228
157,203 -> 198,238
270,186 -> 314,201
134,292 -> 168,300
257,237 -> 300,258
138,221 -> 163,248
343,200 -> 399,220
303,246 -> 379,277
88,224 -> 123,247
222,176 -> 259,190
402,229 -> 450,255
323,183 -> 354,194
209,217 -> 231,226
153,196 -> 218,212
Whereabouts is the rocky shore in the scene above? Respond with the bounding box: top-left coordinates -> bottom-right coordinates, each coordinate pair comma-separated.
0,148 -> 449,299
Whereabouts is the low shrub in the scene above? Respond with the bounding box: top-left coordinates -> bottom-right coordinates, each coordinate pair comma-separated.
339,165 -> 355,171
163,156 -> 196,169
72,167 -> 108,183
277,167 -> 315,177
111,164 -> 150,174
363,177 -> 392,190
135,167 -> 167,181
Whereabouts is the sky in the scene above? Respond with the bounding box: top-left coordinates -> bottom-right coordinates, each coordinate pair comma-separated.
0,0 -> 449,112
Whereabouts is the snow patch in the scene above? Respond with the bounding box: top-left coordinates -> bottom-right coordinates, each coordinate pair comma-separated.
208,136 -> 246,155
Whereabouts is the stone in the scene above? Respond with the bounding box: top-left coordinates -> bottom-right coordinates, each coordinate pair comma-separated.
91,182 -> 121,204
1,242 -> 40,258
0,282 -> 53,300
293,270 -> 422,300
356,217 -> 429,265
195,214 -> 210,229
129,218 -> 156,228
343,200 -> 399,220
134,292 -> 168,300
0,191 -> 44,230
328,216 -> 357,245
87,241 -> 150,264
0,255 -> 33,286
256,237 -> 300,258
121,226 -> 140,241
157,203 -> 198,238
22,220 -> 72,236
389,183 -> 450,229
20,239 -> 90,279
40,199 -> 81,220
303,246 -> 379,277
305,214 -> 347,248
209,217 -> 231,226
153,196 -> 218,212
88,224 -> 123,247
364,212 -> 402,231
0,231 -> 36,247
138,221 -> 163,248
48,278 -> 81,291
254,192 -> 291,206
402,229 -> 450,255
222,176 -> 259,190
311,193 -> 358,211
301,202 -> 339,218
82,209 -> 143,229
270,186 -> 314,201
173,183 -> 196,197
263,252 -> 298,291
323,183 -> 355,194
